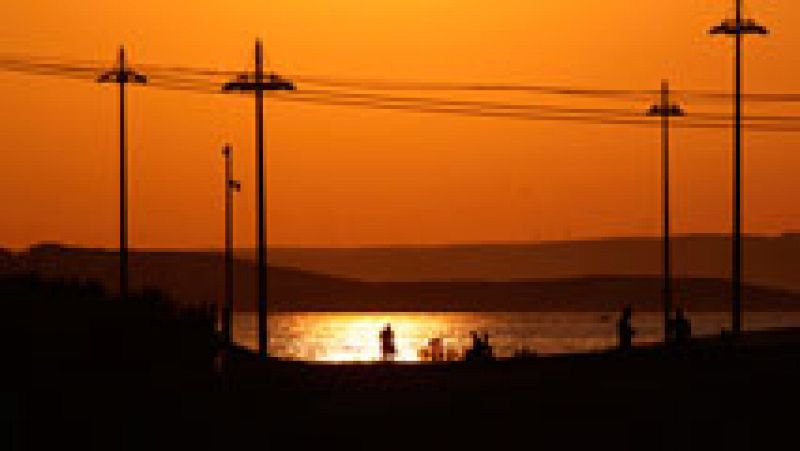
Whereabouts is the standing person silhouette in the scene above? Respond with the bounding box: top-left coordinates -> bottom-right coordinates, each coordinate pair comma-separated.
465,331 -> 483,361
674,308 -> 692,347
617,305 -> 635,352
465,330 -> 494,361
380,323 -> 397,361
482,332 -> 494,360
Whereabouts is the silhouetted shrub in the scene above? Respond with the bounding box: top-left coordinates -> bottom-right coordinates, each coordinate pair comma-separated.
7,273 -> 218,377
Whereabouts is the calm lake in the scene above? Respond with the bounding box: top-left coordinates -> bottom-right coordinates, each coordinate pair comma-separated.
232,311 -> 800,362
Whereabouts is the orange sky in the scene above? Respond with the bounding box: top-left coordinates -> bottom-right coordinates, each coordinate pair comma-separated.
1,1 -> 799,248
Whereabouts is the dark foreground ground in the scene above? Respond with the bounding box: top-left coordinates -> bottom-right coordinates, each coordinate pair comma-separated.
8,274 -> 800,450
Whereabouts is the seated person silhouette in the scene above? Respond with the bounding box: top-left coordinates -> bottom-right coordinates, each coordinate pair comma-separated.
380,323 -> 397,361
617,305 -> 635,352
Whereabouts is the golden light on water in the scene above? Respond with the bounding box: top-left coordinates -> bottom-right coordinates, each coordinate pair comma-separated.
234,311 -> 625,362
235,313 -> 482,362
309,314 -> 464,362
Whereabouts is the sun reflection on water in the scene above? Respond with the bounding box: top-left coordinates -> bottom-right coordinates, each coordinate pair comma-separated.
275,313 -> 469,362
233,311 -> 621,362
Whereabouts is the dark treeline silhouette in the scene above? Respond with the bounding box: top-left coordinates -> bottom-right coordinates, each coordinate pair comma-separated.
13,273 -> 217,369
3,243 -> 800,312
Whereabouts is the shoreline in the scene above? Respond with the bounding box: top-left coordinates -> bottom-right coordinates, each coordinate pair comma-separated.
17,272 -> 800,449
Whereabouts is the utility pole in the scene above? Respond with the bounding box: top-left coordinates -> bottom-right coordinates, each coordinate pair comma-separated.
98,46 -> 147,302
710,0 -> 768,336
222,144 -> 241,347
647,80 -> 685,343
223,40 -> 295,357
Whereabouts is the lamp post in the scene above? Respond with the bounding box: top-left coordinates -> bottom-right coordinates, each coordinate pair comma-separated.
223,40 -> 295,357
647,80 -> 685,343
98,46 -> 147,302
710,0 -> 768,336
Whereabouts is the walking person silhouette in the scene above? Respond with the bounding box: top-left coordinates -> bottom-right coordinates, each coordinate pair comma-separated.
617,305 -> 635,352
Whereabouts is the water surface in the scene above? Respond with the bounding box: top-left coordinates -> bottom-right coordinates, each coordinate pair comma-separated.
232,311 -> 800,362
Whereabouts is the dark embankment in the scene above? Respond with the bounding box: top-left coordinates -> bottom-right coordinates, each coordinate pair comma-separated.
10,274 -> 800,450
9,274 -> 218,450
3,243 -> 800,311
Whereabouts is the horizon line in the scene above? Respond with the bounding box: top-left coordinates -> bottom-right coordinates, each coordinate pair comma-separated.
7,231 -> 800,253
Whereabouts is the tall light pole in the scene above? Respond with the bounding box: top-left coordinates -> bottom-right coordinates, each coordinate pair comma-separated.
647,80 -> 685,343
222,144 -> 241,347
223,40 -> 295,357
98,46 -> 147,302
710,0 -> 768,336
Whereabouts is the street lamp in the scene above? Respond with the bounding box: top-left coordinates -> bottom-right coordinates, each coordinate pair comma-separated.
709,0 -> 768,336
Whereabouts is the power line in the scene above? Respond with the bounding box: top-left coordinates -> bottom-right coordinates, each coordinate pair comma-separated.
289,76 -> 656,100
271,93 -> 800,132
137,77 -> 800,127
284,75 -> 800,103
4,52 -> 800,102
4,66 -> 798,132
0,63 -> 99,82
3,58 -> 800,131
287,88 -> 800,123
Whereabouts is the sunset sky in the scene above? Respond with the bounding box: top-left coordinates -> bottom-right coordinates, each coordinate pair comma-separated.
2,1 -> 799,249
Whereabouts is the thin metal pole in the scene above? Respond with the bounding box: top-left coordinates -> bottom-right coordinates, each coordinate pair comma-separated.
661,80 -> 672,343
119,46 -> 128,303
255,40 -> 268,356
223,145 -> 234,346
733,0 -> 743,335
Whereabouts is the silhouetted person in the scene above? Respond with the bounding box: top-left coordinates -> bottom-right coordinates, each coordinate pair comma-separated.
673,308 -> 692,347
465,330 -> 494,361
380,323 -> 396,361
482,332 -> 494,359
470,330 -> 482,349
428,337 -> 444,362
617,305 -> 635,352
467,331 -> 483,360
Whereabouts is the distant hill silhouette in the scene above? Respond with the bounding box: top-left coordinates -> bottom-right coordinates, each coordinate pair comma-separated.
263,234 -> 800,291
3,242 -> 799,312
0,243 -> 353,311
